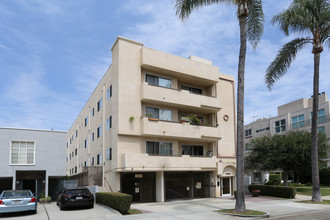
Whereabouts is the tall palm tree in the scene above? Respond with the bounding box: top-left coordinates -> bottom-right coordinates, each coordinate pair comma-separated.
265,0 -> 330,202
176,0 -> 264,211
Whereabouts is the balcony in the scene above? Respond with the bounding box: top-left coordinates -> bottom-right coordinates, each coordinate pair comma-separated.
141,47 -> 220,86
141,117 -> 221,141
141,82 -> 221,113
121,152 -> 217,172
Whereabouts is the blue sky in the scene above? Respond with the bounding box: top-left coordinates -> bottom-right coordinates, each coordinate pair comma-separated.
0,0 -> 329,131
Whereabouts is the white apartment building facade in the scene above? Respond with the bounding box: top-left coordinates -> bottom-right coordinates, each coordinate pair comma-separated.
244,92 -> 330,183
67,37 -> 236,202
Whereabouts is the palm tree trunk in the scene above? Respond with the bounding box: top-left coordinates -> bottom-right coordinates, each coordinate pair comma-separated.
283,171 -> 288,186
311,51 -> 322,202
235,1 -> 248,212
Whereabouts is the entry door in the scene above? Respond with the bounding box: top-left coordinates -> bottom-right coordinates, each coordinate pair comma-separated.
222,178 -> 231,196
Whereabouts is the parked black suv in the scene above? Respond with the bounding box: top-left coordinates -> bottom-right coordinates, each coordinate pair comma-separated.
56,187 -> 94,210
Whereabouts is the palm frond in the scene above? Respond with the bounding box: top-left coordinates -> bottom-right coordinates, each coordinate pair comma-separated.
246,0 -> 264,49
175,0 -> 234,20
265,38 -> 311,89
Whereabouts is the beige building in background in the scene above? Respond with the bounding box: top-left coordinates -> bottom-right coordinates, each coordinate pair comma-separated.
245,92 -> 330,183
67,37 -> 236,202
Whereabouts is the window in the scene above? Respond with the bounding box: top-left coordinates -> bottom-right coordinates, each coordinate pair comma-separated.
292,114 -> 304,129
84,161 -> 88,167
310,109 -> 325,123
106,148 -> 112,161
97,98 -> 102,112
97,153 -> 102,165
11,141 -> 35,165
91,157 -> 94,166
318,126 -> 325,134
97,126 -> 102,138
182,145 -> 203,156
107,116 -> 112,130
146,74 -> 171,88
146,141 -> 172,156
256,127 -> 270,133
85,116 -> 88,127
84,139 -> 88,148
245,129 -> 252,138
75,166 -> 77,174
181,85 -> 202,94
69,154 -> 71,160
146,107 -> 172,121
75,148 -> 77,156
92,108 -> 94,117
75,130 -> 78,137
275,119 -> 286,133
91,132 -> 94,142
107,85 -> 112,100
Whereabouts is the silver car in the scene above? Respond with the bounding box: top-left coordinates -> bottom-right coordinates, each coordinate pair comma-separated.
0,190 -> 37,214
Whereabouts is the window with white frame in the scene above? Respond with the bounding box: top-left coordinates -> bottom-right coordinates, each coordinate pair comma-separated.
91,132 -> 94,142
84,139 -> 88,148
97,153 -> 102,165
292,114 -> 304,129
11,141 -> 35,165
91,157 -> 94,166
106,116 -> 112,130
245,129 -> 252,138
318,126 -> 325,134
275,119 -> 286,133
106,148 -> 112,161
85,116 -> 88,127
97,125 -> 102,138
146,74 -> 171,88
146,107 -> 172,121
97,98 -> 102,112
146,141 -> 172,155
310,109 -> 325,123
107,85 -> 112,100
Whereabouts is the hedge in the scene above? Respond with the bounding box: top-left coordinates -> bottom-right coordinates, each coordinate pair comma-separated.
248,185 -> 296,198
96,192 -> 132,214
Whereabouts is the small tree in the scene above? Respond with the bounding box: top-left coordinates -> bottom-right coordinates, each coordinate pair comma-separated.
246,131 -> 328,186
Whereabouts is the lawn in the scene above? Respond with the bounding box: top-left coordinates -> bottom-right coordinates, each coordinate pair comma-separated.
296,187 -> 330,196
296,200 -> 330,205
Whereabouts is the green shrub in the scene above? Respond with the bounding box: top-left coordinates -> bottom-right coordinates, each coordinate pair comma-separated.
267,174 -> 282,185
96,192 -> 132,214
248,184 -> 296,198
39,196 -> 52,203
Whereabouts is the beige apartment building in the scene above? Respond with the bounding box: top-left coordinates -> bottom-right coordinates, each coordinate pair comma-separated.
245,92 -> 330,183
67,37 -> 236,202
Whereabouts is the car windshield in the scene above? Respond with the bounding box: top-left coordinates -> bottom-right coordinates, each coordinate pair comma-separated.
2,190 -> 31,199
66,189 -> 90,195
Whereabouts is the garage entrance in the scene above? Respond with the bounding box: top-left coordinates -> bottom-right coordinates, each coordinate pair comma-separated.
165,172 -> 210,201
0,177 -> 13,192
121,172 -> 156,203
16,170 -> 46,196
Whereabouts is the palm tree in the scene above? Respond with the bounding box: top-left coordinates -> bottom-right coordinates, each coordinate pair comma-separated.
176,0 -> 264,211
265,0 -> 330,202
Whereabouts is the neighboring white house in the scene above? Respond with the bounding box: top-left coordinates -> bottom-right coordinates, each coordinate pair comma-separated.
0,127 -> 67,198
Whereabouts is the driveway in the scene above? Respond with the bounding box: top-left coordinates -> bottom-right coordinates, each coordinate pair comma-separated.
0,203 -> 119,220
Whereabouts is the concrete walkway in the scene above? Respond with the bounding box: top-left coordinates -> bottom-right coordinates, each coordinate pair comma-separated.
117,195 -> 330,220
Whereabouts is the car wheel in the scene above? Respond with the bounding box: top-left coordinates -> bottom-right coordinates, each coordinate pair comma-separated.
59,202 -> 65,210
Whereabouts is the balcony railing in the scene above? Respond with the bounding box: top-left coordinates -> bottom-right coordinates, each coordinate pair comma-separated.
121,153 -> 217,172
141,117 -> 222,141
141,82 -> 221,112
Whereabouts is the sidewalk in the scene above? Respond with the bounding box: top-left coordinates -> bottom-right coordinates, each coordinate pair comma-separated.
110,195 -> 330,220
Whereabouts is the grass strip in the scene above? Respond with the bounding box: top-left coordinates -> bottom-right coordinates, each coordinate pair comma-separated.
217,209 -> 267,216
